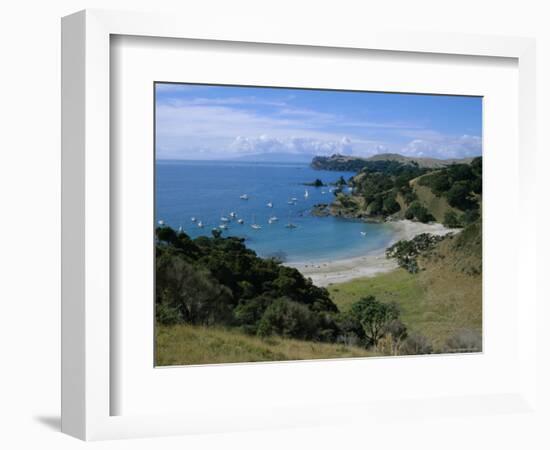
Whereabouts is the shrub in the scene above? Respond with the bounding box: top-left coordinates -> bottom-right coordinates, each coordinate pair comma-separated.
405,201 -> 434,223
378,319 -> 408,355
257,298 -> 321,340
446,181 -> 477,210
400,333 -> 434,355
349,296 -> 400,347
155,252 -> 234,326
444,329 -> 482,353
443,211 -> 463,228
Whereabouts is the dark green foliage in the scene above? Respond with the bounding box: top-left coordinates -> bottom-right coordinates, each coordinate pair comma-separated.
311,155 -> 370,172
342,161 -> 427,218
155,250 -> 234,326
348,296 -> 401,346
443,211 -> 463,228
334,312 -> 367,346
304,178 -> 325,187
382,193 -> 401,215
386,233 -> 445,273
405,201 -> 435,223
446,181 -> 477,210
418,159 -> 482,211
155,227 -> 339,342
257,298 -> 321,340
460,208 -> 480,225
334,175 -> 347,186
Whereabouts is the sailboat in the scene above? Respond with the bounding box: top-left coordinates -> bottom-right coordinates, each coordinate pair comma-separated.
285,211 -> 297,229
229,211 -> 237,218
360,231 -> 367,236
158,220 -> 164,226
266,201 -> 273,208
240,194 -> 249,200
197,221 -> 204,228
304,189 -> 309,199
237,218 -> 244,224
250,215 -> 262,230
191,217 -> 197,222
268,216 -> 278,224
219,223 -> 228,230
220,215 -> 229,222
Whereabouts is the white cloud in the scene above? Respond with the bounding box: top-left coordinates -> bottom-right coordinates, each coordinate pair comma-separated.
229,135 -> 354,156
401,134 -> 482,159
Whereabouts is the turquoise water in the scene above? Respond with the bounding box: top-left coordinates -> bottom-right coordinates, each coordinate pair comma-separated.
156,160 -> 396,263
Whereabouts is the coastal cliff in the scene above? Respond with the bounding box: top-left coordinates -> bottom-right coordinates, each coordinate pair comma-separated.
311,154 -> 482,228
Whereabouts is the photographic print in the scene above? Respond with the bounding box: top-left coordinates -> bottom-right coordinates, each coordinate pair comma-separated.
154,83 -> 482,366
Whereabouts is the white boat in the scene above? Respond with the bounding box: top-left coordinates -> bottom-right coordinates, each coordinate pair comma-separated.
229,212 -> 237,218
158,220 -> 164,226
360,231 -> 367,236
287,200 -> 295,205
197,221 -> 204,228
266,201 -> 273,208
237,219 -> 244,224
240,194 -> 249,200
321,191 -> 326,194
268,216 -> 278,224
291,197 -> 298,202
304,189 -> 309,198
178,226 -> 183,233
250,215 -> 262,230
191,217 -> 196,222
219,224 -> 228,230
220,216 -> 229,222
285,212 -> 297,229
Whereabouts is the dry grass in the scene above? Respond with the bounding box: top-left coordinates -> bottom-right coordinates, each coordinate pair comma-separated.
328,229 -> 482,351
155,324 -> 374,366
409,176 -> 461,223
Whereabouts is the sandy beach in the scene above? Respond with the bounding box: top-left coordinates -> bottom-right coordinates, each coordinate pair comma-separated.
286,220 -> 459,287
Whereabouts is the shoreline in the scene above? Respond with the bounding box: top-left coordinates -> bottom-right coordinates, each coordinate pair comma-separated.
285,219 -> 459,287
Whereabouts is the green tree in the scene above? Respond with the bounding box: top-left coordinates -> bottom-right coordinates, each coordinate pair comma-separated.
443,211 -> 463,228
446,181 -> 477,210
257,298 -> 320,340
349,296 -> 400,347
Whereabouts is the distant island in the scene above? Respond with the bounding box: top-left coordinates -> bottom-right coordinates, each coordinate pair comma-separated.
311,153 -> 475,171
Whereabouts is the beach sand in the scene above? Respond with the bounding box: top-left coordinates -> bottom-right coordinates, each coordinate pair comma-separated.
286,220 -> 459,287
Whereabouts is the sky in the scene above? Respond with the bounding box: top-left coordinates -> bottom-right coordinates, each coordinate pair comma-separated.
155,83 -> 482,161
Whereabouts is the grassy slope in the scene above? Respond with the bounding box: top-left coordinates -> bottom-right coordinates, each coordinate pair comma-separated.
156,324 -> 374,366
407,175 -> 462,223
328,222 -> 482,350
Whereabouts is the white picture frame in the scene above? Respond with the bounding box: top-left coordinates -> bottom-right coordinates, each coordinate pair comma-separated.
61,9 -> 537,441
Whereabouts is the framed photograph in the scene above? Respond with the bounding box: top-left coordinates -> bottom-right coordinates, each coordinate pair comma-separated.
61,9 -> 538,440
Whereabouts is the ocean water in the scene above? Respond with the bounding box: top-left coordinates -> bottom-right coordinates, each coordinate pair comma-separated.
156,160 -> 396,263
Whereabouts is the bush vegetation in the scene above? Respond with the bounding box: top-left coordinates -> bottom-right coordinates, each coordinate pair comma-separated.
156,227 -> 413,352
385,233 -> 446,273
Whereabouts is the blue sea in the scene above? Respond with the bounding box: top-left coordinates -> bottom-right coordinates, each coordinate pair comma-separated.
155,160 -> 396,264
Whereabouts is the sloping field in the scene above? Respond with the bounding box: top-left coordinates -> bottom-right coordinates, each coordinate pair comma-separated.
156,324 -> 374,366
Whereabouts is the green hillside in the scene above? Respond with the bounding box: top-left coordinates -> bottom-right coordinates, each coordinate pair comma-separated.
406,175 -> 462,223
321,156 -> 481,227
328,219 -> 482,351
